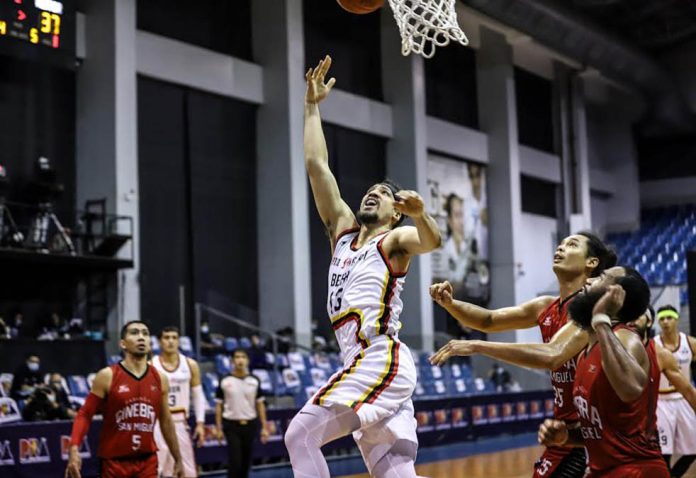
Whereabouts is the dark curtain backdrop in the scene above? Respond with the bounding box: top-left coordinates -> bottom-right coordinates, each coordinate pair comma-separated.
0,56 -> 75,224
0,57 -> 76,334
309,125 -> 386,341
515,67 -> 555,154
425,44 -> 479,129
521,174 -> 558,218
138,77 -> 257,336
303,0 -> 383,101
137,0 -> 253,60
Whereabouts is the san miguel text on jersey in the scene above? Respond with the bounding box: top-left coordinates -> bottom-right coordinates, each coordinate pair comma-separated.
98,364 -> 162,459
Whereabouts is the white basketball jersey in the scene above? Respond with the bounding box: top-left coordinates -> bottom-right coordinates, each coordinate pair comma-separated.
153,354 -> 192,414
328,229 -> 405,361
655,332 -> 694,399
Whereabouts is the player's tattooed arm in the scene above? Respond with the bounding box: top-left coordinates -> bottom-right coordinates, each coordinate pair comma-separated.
430,281 -> 554,333
158,373 -> 184,478
656,343 -> 696,414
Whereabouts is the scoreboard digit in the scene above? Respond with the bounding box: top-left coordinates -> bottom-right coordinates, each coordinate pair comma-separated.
0,0 -> 75,68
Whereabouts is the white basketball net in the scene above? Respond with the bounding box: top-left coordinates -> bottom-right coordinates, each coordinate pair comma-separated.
387,0 -> 469,58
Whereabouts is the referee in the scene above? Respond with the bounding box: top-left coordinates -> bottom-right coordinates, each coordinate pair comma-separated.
215,348 -> 269,478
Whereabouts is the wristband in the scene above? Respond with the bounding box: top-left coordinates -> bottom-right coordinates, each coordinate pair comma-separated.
591,313 -> 611,331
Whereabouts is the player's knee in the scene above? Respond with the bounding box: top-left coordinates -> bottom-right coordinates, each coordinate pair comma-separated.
284,416 -> 311,455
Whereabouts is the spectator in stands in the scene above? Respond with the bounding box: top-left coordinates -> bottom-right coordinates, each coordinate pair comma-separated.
10,312 -> 26,338
38,312 -> 68,340
248,333 -> 268,370
22,376 -> 75,421
200,319 -> 224,357
10,353 -> 43,401
275,326 -> 294,354
0,316 -> 10,339
488,363 -> 512,392
66,317 -> 85,338
48,373 -> 77,418
312,335 -> 328,353
215,349 -> 269,478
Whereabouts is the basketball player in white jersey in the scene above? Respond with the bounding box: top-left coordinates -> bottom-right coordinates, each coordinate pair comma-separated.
152,326 -> 207,478
654,305 -> 696,478
284,55 -> 441,478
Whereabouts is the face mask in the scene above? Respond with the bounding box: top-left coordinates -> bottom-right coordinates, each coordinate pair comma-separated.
27,362 -> 39,372
201,326 -> 209,334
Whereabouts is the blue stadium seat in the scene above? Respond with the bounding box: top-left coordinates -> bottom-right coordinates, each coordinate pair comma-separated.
424,380 -> 448,397
151,336 -> 160,355
309,367 -> 328,387
224,337 -> 239,352
179,336 -> 194,357
239,337 -> 252,349
282,368 -> 302,396
449,377 -> 474,396
108,354 -> 122,365
328,354 -> 342,372
276,354 -> 289,368
68,375 -> 90,397
215,354 -> 231,375
252,369 -> 274,395
202,372 -> 219,406
287,352 -> 307,372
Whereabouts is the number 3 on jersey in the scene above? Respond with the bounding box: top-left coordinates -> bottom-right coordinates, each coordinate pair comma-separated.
553,386 -> 563,408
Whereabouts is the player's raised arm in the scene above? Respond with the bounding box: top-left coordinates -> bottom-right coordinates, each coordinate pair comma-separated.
387,190 -> 441,256
65,367 -> 111,478
431,320 -> 589,369
304,55 -> 357,245
592,285 -> 649,403
430,281 -> 554,333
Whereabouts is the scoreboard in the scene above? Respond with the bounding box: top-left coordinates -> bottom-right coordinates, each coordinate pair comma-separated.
0,0 -> 75,68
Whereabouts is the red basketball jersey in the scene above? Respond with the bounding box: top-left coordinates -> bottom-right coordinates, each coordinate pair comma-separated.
98,363 -> 162,459
537,296 -> 579,423
573,326 -> 662,473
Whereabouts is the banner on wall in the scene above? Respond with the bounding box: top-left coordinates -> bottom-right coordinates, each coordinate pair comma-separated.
427,154 -> 490,306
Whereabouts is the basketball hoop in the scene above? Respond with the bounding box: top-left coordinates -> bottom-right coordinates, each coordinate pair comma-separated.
387,0 -> 469,58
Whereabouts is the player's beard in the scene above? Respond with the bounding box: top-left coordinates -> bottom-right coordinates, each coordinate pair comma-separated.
634,321 -> 654,342
357,209 -> 379,225
568,289 -> 607,330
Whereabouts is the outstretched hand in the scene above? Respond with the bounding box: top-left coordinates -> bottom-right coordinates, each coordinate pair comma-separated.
592,284 -> 625,318
429,340 -> 477,366
306,55 -> 336,104
429,281 -> 454,307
